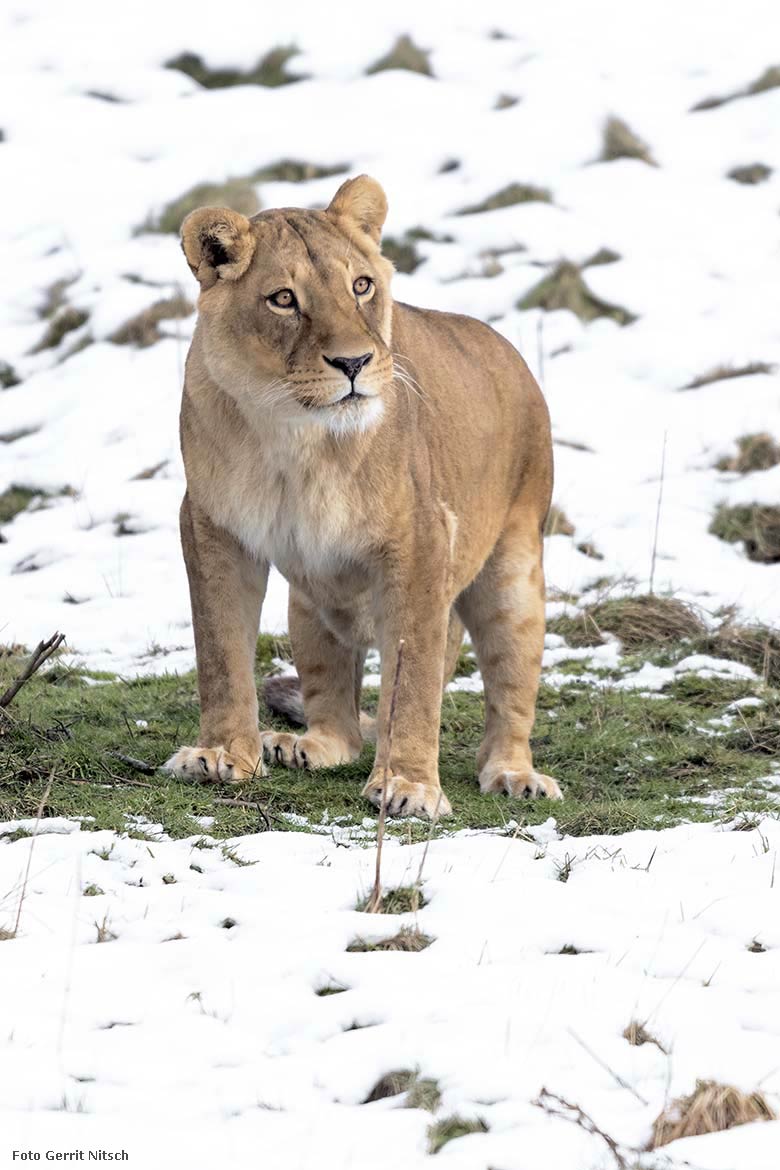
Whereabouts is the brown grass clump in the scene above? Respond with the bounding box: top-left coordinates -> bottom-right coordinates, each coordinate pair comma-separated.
681,361 -> 775,389
428,1116 -> 488,1154
165,46 -> 305,89
109,295 -> 194,348
367,35 -> 432,77
518,261 -> 636,326
649,1080 -> 775,1149
709,503 -> 780,564
457,182 -> 552,215
346,926 -> 433,953
31,307 -> 89,353
600,116 -> 656,166
715,433 -> 780,474
494,93 -> 519,110
363,1069 -> 442,1111
548,595 -> 706,652
251,159 -> 347,183
727,163 -> 772,185
624,1019 -> 668,1053
142,179 -> 260,235
692,64 -> 780,111
545,505 -> 575,537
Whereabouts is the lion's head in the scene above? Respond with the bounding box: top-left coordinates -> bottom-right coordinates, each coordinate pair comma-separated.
181,175 -> 396,435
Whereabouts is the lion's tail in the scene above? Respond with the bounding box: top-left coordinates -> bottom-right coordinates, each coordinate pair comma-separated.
263,675 -> 377,742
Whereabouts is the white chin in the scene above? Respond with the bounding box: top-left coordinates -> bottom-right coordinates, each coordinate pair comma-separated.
324,396 -> 384,437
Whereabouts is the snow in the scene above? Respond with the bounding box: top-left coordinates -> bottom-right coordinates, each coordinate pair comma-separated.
2,1 -> 780,1163
2,816 -> 780,1166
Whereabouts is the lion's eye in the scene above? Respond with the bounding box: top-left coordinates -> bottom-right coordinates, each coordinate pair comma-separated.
353,276 -> 373,297
267,288 -> 297,310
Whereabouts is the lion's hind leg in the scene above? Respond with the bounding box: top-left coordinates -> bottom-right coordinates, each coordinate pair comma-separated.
262,590 -> 365,770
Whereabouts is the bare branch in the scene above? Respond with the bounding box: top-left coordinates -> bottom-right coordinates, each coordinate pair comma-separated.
0,633 -> 66,710
366,638 -> 405,914
534,1089 -> 633,1170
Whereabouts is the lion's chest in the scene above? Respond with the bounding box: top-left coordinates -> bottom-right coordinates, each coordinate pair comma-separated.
210,448 -> 368,580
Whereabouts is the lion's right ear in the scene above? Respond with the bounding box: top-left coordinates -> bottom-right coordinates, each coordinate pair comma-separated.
180,208 -> 256,289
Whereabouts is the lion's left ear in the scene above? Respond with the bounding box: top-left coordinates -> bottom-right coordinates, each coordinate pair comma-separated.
180,207 -> 256,289
326,175 -> 388,244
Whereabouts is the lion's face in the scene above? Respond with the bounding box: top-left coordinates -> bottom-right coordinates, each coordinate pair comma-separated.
181,176 -> 396,435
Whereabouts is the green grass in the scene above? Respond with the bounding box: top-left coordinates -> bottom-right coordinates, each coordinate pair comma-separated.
0,637 -> 777,844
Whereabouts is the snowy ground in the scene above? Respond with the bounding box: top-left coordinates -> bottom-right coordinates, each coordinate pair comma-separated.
2,2 -> 780,1166
2,815 -> 780,1167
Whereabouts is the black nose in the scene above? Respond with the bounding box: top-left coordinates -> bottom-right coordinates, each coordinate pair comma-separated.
324,352 -> 373,382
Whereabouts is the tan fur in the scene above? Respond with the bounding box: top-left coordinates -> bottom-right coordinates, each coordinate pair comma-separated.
165,175 -> 561,815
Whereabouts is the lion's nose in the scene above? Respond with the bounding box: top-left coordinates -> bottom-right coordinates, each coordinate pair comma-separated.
324,352 -> 373,382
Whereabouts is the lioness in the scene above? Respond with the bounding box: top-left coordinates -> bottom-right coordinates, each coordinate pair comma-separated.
166,175 -> 561,816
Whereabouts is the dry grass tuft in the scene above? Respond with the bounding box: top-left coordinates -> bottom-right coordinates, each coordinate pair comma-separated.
710,503 -> 780,564
702,620 -> 780,687
346,926 -> 433,953
381,236 -> 424,274
495,93 -> 520,110
315,984 -> 348,997
363,1068 -> 442,1111
141,179 -> 260,235
109,295 -> 194,348
0,360 -> 21,389
367,34 -> 432,77
428,1116 -> 488,1154
545,505 -> 575,537
457,182 -> 551,215
727,163 -> 772,185
623,1019 -> 668,1053
601,116 -> 656,165
582,247 -> 621,268
518,261 -> 635,326
356,885 -> 426,914
165,46 -> 304,89
650,1080 -> 775,1149
681,361 -> 775,390
715,433 -> 780,474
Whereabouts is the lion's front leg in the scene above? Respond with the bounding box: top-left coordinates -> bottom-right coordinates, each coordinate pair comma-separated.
361,560 -> 453,818
165,494 -> 268,783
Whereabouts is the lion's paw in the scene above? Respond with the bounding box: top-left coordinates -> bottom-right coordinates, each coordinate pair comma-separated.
164,745 -> 265,783
362,774 -> 452,819
479,766 -> 563,800
262,730 -> 359,770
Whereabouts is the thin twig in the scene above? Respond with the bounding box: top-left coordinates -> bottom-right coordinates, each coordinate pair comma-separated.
107,751 -> 156,775
0,633 -> 66,709
569,1029 -> 648,1104
12,770 -> 55,938
367,639 -> 405,914
534,1089 -> 632,1170
649,430 -> 667,595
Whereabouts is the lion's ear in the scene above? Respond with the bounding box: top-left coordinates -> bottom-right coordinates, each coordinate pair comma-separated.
326,175 -> 388,244
180,207 -> 256,289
